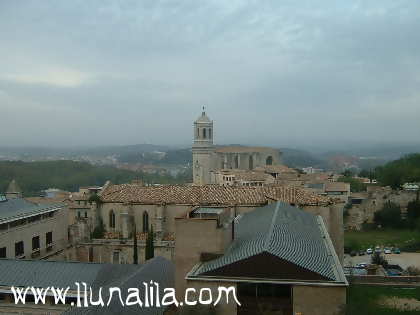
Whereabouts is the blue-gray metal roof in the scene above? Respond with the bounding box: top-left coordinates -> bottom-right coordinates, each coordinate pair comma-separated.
0,257 -> 174,314
0,259 -> 139,291
0,198 -> 64,223
63,256 -> 174,315
191,202 -> 346,283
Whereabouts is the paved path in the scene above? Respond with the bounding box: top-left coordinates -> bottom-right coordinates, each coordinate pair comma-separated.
344,252 -> 420,269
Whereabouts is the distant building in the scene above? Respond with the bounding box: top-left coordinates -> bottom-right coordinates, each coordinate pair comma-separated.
175,202 -> 347,315
324,182 -> 351,203
5,179 -> 22,199
0,181 -> 68,260
210,169 -> 274,187
192,110 -> 282,185
402,183 -> 419,191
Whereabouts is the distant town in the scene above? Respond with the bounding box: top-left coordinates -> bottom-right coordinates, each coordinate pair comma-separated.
0,110 -> 419,314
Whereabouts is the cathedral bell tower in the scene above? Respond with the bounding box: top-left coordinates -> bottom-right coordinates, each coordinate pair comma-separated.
192,108 -> 214,185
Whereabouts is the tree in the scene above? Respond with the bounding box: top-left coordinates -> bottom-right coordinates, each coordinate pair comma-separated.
91,217 -> 105,239
338,176 -> 367,192
145,225 -> 154,261
406,200 -> 420,229
375,154 -> 420,189
133,221 -> 138,264
342,169 -> 354,177
371,252 -> 388,267
373,201 -> 403,228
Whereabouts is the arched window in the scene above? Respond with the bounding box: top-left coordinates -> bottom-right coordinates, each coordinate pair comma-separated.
109,210 -> 115,229
248,156 -> 254,170
203,128 -> 207,139
234,155 -> 239,169
142,211 -> 149,233
209,128 -> 212,139
266,156 -> 273,165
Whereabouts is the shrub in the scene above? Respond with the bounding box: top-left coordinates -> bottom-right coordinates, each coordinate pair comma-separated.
406,266 -> 420,276
371,252 -> 388,267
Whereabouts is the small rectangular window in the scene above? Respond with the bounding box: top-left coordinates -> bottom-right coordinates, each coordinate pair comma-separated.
46,231 -> 53,245
0,247 -> 6,258
32,236 -> 40,251
15,241 -> 24,257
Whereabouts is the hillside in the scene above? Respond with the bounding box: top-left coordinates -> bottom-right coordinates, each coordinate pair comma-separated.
0,160 -> 190,197
375,153 -> 420,188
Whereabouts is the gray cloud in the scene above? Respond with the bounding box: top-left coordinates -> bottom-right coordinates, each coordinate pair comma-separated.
1,0 -> 420,147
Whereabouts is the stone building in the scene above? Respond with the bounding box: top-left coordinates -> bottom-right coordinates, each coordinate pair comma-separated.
75,183 -> 344,264
192,110 -> 282,185
0,181 -> 68,260
175,202 -> 347,315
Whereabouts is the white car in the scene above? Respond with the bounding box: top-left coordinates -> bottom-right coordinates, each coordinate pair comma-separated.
356,263 -> 368,268
384,248 -> 392,254
366,248 -> 373,254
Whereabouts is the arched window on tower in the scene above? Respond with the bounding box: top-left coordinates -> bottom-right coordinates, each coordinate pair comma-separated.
142,211 -> 149,233
209,128 -> 212,139
266,156 -> 273,165
203,128 -> 207,139
109,210 -> 115,229
249,156 -> 254,170
234,155 -> 239,169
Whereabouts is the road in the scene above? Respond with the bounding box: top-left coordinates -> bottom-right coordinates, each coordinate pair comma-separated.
344,252 -> 420,269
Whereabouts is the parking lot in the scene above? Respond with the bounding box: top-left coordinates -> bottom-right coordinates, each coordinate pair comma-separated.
344,252 -> 420,269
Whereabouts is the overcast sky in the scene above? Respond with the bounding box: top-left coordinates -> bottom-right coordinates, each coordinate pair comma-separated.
1,1 -> 420,148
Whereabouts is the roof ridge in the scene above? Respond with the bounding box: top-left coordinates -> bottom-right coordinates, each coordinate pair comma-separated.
263,202 -> 281,251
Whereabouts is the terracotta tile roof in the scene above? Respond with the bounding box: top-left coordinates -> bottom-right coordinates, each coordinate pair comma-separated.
214,146 -> 278,153
100,184 -> 332,206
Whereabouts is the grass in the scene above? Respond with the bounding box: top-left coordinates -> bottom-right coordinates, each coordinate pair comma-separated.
347,285 -> 420,314
345,229 -> 420,252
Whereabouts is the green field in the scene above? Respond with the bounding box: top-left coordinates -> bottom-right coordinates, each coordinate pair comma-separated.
347,285 -> 420,314
345,229 -> 420,252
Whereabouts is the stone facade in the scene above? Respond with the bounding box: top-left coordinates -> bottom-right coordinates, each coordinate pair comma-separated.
0,203 -> 68,260
77,183 -> 344,265
345,187 -> 419,230
192,110 -> 282,185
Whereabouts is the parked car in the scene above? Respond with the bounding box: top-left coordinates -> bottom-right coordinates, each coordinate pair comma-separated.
350,251 -> 357,257
358,250 -> 365,256
356,263 -> 368,268
393,248 -> 401,254
384,248 -> 392,254
366,248 -> 373,254
375,246 -> 382,253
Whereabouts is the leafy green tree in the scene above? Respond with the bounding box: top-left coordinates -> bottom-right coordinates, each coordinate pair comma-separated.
371,252 -> 388,267
145,225 -> 154,261
373,201 -> 403,228
338,176 -> 367,192
375,154 -> 420,189
133,221 -> 138,264
91,218 -> 105,239
406,200 -> 420,229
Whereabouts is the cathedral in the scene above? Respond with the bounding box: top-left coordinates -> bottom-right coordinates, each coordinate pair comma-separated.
192,109 -> 282,185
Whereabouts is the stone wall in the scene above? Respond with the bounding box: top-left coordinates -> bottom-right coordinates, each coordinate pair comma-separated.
345,188 -> 419,230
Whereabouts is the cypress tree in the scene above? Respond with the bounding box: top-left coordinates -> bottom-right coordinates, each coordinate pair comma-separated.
145,225 -> 155,260
133,221 -> 138,264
